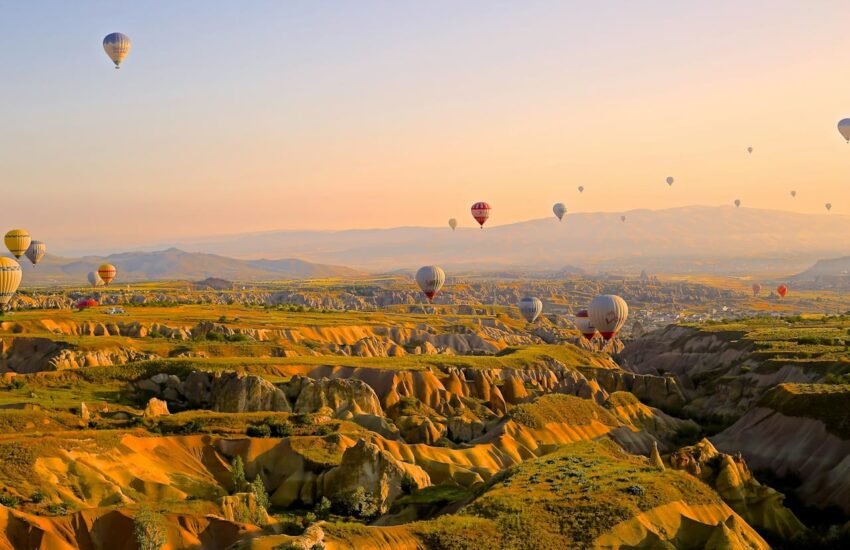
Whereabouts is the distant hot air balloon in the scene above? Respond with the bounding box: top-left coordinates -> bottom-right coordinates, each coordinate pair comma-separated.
620,215 -> 626,222
826,203 -> 833,211
553,203 -> 566,221
666,176 -> 674,187
518,296 -> 543,323
577,186 -> 584,193
777,284 -> 788,298
25,241 -> 46,266
103,33 -> 131,69
87,271 -> 104,288
734,199 -> 741,208
0,258 -> 22,309
97,263 -> 117,285
589,294 -> 629,341
752,283 -> 762,297
838,119 -> 850,142
448,218 -> 457,231
415,265 -> 445,301
75,298 -> 98,311
790,190 -> 797,198
471,202 -> 491,228
574,309 -> 597,340
747,146 -> 753,154
4,230 -> 31,259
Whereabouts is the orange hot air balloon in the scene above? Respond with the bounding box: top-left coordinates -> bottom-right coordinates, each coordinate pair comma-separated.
97,263 -> 117,285
776,284 -> 788,298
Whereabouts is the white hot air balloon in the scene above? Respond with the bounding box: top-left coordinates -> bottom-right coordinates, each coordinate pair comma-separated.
666,176 -> 674,186
790,190 -> 797,198
415,265 -> 445,302
589,295 -> 628,341
747,146 -> 753,154
25,241 -> 46,266
103,33 -> 131,69
839,119 -> 850,142
574,309 -> 597,340
734,199 -> 741,208
448,218 -> 457,231
826,203 -> 833,211
552,203 -> 566,221
87,271 -> 104,288
577,186 -> 584,193
518,296 -> 543,323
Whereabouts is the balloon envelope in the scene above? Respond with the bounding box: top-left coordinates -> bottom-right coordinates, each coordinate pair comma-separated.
577,186 -> 584,193
575,309 -> 596,339
4,230 -> 30,259
448,218 -> 457,230
552,203 -> 566,221
747,147 -> 753,154
666,176 -> 674,186
790,190 -> 796,198
620,215 -> 626,222
826,203 -> 832,211
777,284 -> 788,298
734,199 -> 741,208
103,33 -> 131,68
752,283 -> 761,297
25,241 -> 46,266
470,202 -> 491,228
88,271 -> 104,288
838,119 -> 850,142
415,265 -> 445,301
76,298 -> 98,310
589,294 -> 628,340
518,296 -> 543,323
0,258 -> 22,308
98,264 -> 117,285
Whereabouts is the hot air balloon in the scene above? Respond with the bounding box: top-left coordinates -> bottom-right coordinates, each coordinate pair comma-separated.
25,241 -> 46,266
87,271 -> 103,288
98,263 -> 117,285
777,284 -> 788,298
620,215 -> 626,222
734,199 -> 741,208
577,186 -> 584,193
574,310 -> 597,340
471,202 -> 491,228
4,230 -> 30,259
103,33 -> 131,69
0,258 -> 22,309
838,119 -> 850,142
75,298 -> 99,311
747,147 -> 753,154
415,265 -> 445,301
752,283 -> 762,297
589,294 -> 628,340
790,190 -> 797,198
666,176 -> 674,186
448,218 -> 457,231
826,203 -> 832,211
553,203 -> 566,221
518,296 -> 543,323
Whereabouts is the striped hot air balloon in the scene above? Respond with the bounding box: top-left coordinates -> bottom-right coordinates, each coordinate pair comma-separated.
103,33 -> 131,69
415,265 -> 445,301
4,230 -> 30,259
0,258 -> 22,309
471,202 -> 490,228
98,263 -> 117,285
25,241 -> 46,266
518,296 -> 543,323
589,294 -> 629,340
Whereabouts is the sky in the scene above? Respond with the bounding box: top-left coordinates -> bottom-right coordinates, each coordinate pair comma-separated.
2,0 -> 850,254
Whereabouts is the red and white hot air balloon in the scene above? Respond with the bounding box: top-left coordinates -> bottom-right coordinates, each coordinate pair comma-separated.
776,284 -> 788,298
752,283 -> 762,297
415,265 -> 445,301
471,202 -> 491,228
574,309 -> 597,340
589,295 -> 629,341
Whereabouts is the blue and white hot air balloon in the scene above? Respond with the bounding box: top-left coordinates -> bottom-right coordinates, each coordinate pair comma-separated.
103,33 -> 131,69
838,119 -> 850,143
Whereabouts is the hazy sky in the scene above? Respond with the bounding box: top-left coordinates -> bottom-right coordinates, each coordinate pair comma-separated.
2,1 -> 850,252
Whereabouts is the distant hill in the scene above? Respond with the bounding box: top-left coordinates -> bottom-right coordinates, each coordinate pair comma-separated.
791,256 -> 850,282
19,248 -> 363,285
149,206 -> 850,274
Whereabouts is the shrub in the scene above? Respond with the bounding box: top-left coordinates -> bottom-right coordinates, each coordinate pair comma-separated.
625,484 -> 646,497
335,487 -> 379,520
315,496 -> 332,520
44,503 -> 69,516
246,424 -> 272,438
269,420 -> 293,437
401,472 -> 419,495
205,332 -> 224,342
134,507 -> 167,550
29,491 -> 45,504
0,494 -> 20,507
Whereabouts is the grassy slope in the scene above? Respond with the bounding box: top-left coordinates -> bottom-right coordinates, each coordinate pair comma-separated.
759,383 -> 850,439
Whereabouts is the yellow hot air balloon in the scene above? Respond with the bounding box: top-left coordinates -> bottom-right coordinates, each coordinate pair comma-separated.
103,33 -> 131,69
0,258 -> 22,309
98,263 -> 117,285
4,230 -> 31,259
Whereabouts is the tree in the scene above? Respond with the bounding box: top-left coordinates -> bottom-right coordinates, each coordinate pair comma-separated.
250,475 -> 270,524
231,455 -> 246,493
134,507 -> 167,550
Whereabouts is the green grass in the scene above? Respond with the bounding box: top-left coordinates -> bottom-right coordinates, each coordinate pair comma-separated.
508,394 -> 619,429
759,383 -> 850,439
